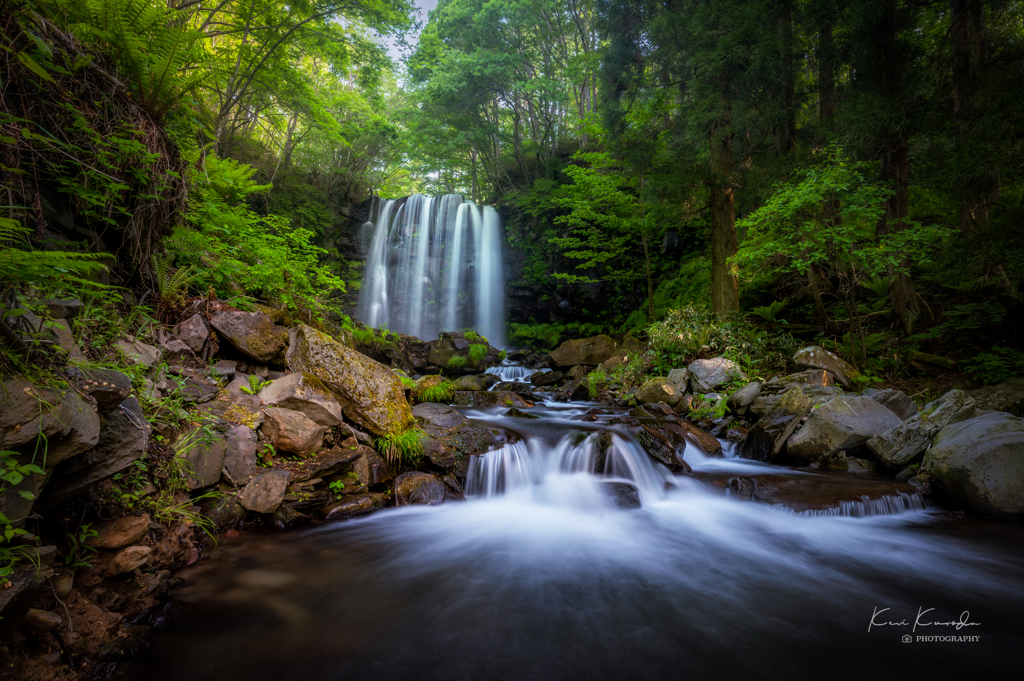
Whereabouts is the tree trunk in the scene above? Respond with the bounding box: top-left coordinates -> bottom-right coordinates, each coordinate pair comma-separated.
709,125 -> 739,315
818,15 -> 835,128
776,3 -> 796,155
881,139 -> 920,333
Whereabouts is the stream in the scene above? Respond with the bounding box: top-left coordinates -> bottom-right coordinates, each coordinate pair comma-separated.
134,398 -> 1024,680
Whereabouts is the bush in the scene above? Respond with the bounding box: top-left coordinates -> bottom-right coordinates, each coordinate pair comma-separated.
375,429 -> 425,466
419,381 -> 454,403
447,356 -> 467,371
468,343 -> 487,364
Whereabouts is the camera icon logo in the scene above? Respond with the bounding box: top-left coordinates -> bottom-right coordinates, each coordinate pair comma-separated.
902,635 -> 913,644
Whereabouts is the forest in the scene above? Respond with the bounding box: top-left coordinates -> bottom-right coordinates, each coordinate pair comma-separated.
1,1 -> 1024,679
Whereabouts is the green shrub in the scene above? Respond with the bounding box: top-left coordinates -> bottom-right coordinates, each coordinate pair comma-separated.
468,343 -> 487,364
447,356 -> 468,371
498,350 -> 507,361
419,381 -> 454,403
465,330 -> 480,342
375,429 -> 425,466
963,346 -> 1024,385
587,369 -> 607,399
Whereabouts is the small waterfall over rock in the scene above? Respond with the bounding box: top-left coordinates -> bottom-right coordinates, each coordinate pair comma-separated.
357,194 -> 506,347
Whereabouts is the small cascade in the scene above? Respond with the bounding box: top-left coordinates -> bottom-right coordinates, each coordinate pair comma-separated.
774,492 -> 926,518
465,431 -> 672,502
356,194 -> 506,347
484,362 -> 548,387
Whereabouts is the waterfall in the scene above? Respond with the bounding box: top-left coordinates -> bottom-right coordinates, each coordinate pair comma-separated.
357,194 -> 506,347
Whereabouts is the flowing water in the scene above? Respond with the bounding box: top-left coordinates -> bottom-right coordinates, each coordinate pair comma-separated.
137,400 -> 1024,680
356,195 -> 505,347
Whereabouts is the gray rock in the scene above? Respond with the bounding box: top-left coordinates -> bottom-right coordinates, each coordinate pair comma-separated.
922,412 -> 1024,516
867,389 -> 977,466
42,397 -> 150,507
210,311 -> 287,364
0,378 -> 101,465
223,425 -> 259,485
200,495 -> 246,532
212,359 -> 237,379
44,298 -> 82,323
321,494 -> 384,520
0,568 -> 47,638
258,372 -> 342,427
727,382 -> 761,411
599,481 -> 641,509
180,376 -> 219,403
763,369 -> 836,392
792,345 -> 861,388
180,427 -> 227,490
749,385 -> 842,418
394,471 -> 448,505
868,388 -> 918,420
667,368 -> 690,395
238,468 -> 291,513
635,377 -> 682,407
352,447 -> 392,487
174,313 -> 210,353
549,335 -> 618,367
740,387 -> 814,462
261,407 -> 325,457
80,368 -> 133,413
450,375 -> 489,391
50,319 -> 84,359
967,378 -> 1024,417
160,338 -> 194,363
114,336 -> 161,368
413,402 -> 505,476
787,395 -> 903,463
567,365 -> 590,380
530,371 -> 563,387
687,357 -> 747,393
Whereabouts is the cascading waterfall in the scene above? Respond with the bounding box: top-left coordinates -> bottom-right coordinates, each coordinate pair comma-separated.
356,194 -> 506,347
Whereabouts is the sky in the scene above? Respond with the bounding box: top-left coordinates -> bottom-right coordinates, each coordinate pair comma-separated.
383,0 -> 439,62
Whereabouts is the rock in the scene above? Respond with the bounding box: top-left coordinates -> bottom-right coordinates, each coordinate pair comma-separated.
44,298 -> 82,323
114,336 -> 161,368
238,468 -> 291,513
321,494 -> 385,520
0,378 -> 101,465
792,346 -> 860,388
79,368 -> 132,412
199,495 -> 245,532
531,371 -> 563,387
687,357 -> 747,393
505,407 -> 539,419
867,389 -> 977,466
414,403 -> 506,476
179,427 -> 227,489
908,350 -> 958,374
279,445 -> 362,483
222,425 -> 259,485
549,335 -> 618,367
667,368 -> 690,395
210,310 -> 288,364
740,387 -> 814,462
787,396 -> 903,463
48,318 -> 84,359
671,419 -> 723,457
258,372 -> 343,427
394,471 -> 448,505
21,608 -> 62,634
635,377 -> 682,407
286,324 -> 415,436
87,514 -> 151,550
212,359 -> 237,380
727,382 -> 761,411
763,369 -> 836,391
351,446 -> 393,487
749,385 -> 842,418
922,412 -> 1024,516
450,391 -> 530,408
600,481 -> 642,509
450,375 -> 488,391
197,378 -> 264,429
567,365 -> 590,380
42,397 -> 150,507
174,313 -> 210,353
0,569 -> 47,638
180,376 -> 219,403
819,455 -> 879,474
261,407 -> 326,457
160,338 -> 194,363
868,388 -> 918,420
108,546 -> 152,575
272,503 -> 308,530
967,378 -> 1024,417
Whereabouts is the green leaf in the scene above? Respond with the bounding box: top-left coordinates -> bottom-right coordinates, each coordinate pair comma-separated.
17,51 -> 55,84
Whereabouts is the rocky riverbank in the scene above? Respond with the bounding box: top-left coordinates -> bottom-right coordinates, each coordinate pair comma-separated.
1,318 -> 1022,680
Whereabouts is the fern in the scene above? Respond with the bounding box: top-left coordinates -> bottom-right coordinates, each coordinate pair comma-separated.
0,217 -> 110,291
151,252 -> 195,310
751,300 -> 786,322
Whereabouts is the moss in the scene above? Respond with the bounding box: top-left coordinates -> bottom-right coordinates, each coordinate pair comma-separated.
447,355 -> 468,371
419,381 -> 454,404
221,402 -> 262,429
468,344 -> 487,364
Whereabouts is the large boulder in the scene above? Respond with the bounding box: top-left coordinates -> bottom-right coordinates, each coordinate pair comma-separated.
0,378 -> 101,465
786,396 -> 903,463
635,377 -> 683,408
740,387 -> 813,462
237,468 -> 290,513
210,310 -> 288,364
667,368 -> 690,396
967,378 -> 1024,417
351,447 -> 393,487
286,324 -> 415,436
78,368 -> 133,413
394,471 -> 449,505
792,346 -> 860,388
114,336 -> 161,368
687,358 -> 747,393
922,412 -> 1024,516
258,372 -> 343,427
261,407 -> 325,457
867,388 -> 918,421
749,385 -> 842,418
549,335 -> 618,367
763,369 -> 835,392
727,382 -> 761,412
450,375 -> 489,391
86,514 -> 151,550
179,427 -> 227,490
866,389 -> 977,467
413,403 -> 506,476
530,371 -> 563,387
41,397 -> 150,507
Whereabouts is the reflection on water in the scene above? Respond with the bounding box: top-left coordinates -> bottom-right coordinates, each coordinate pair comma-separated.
136,405 -> 1024,681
